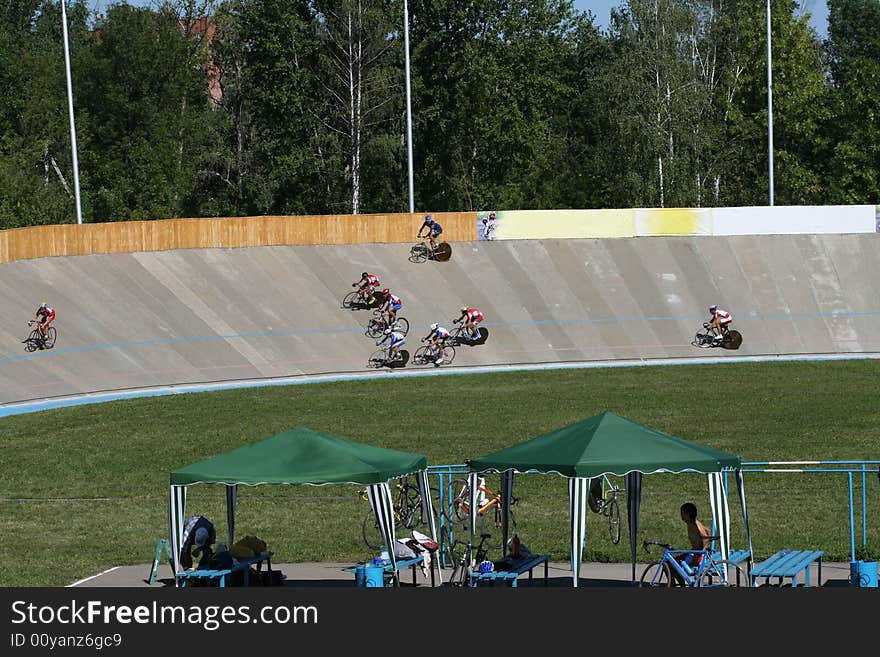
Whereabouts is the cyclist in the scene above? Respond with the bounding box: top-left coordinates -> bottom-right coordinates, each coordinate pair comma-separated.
378,288 -> 403,327
707,304 -> 733,343
352,272 -> 381,302
376,327 -> 406,363
453,305 -> 483,340
31,302 -> 56,344
416,214 -> 443,251
481,212 -> 496,240
671,502 -> 713,586
422,322 -> 451,364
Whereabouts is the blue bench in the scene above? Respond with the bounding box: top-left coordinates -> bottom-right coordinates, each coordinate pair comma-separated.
176,551 -> 273,588
749,549 -> 824,588
385,555 -> 437,587
469,553 -> 550,588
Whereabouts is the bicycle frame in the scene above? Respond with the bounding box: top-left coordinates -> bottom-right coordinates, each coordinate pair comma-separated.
650,548 -> 731,587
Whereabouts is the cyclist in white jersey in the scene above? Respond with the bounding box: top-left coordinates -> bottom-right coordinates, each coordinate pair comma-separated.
422,323 -> 451,364
376,327 -> 406,362
707,305 -> 733,343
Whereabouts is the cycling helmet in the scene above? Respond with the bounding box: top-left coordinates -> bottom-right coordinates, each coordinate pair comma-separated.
382,288 -> 389,295
430,323 -> 439,330
425,215 -> 432,221
361,272 -> 369,279
39,302 -> 48,309
709,305 -> 717,313
384,328 -> 392,335
460,306 -> 468,313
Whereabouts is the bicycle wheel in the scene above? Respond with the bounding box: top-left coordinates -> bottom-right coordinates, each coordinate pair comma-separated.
365,316 -> 385,338
396,482 -> 423,529
433,242 -> 452,262
409,243 -> 428,263
723,330 -> 743,350
24,329 -> 40,352
43,326 -> 57,349
607,496 -> 621,544
446,478 -> 471,525
479,505 -> 516,551
438,345 -> 455,365
390,317 -> 409,336
362,508 -> 384,551
640,561 -> 673,587
698,560 -> 748,588
412,345 -> 432,366
366,350 -> 387,369
342,291 -> 361,310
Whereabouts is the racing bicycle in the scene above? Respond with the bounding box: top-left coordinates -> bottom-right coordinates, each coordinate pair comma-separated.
692,323 -> 743,350
445,476 -> 518,549
449,321 -> 484,346
410,238 -> 452,263
366,348 -> 408,369
342,288 -> 379,310
360,477 -> 433,550
445,532 -> 494,587
639,539 -> 748,588
365,310 -> 410,338
413,340 -> 456,366
23,322 -> 57,352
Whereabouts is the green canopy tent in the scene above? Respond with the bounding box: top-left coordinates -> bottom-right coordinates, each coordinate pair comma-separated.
169,427 -> 439,584
467,411 -> 753,586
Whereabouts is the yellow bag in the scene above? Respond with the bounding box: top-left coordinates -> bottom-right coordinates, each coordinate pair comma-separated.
231,535 -> 268,558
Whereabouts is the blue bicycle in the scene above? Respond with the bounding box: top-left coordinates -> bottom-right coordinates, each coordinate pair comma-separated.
639,540 -> 747,588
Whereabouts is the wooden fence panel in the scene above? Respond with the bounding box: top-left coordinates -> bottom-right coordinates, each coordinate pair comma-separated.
0,212 -> 477,263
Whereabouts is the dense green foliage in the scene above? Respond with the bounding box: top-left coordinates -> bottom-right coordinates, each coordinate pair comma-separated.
0,361 -> 877,586
1,0 -> 877,227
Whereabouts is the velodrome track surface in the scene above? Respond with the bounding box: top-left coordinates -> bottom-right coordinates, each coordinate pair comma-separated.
1,234 -> 879,410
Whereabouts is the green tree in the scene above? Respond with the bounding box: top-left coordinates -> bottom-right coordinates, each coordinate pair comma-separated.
823,0 -> 880,203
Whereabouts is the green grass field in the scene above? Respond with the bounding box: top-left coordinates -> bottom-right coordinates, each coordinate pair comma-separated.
1,360 -> 878,586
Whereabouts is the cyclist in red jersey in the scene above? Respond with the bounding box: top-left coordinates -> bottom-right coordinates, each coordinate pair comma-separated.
454,306 -> 483,340
352,272 -> 381,303
707,304 -> 733,343
31,302 -> 56,344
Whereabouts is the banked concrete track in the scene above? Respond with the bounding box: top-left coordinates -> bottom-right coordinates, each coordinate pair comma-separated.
1,234 -> 878,408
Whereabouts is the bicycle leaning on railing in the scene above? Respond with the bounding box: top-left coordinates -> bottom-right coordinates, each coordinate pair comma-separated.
639,539 -> 748,588
444,476 -> 518,549
359,477 -> 440,551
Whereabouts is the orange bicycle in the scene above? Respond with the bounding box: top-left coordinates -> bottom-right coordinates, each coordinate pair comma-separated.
445,476 -> 517,549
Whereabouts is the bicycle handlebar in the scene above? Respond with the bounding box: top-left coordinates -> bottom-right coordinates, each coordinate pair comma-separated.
643,540 -> 674,554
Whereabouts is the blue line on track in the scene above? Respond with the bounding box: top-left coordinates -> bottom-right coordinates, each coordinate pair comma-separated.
3,308 -> 878,366
2,352 -> 879,418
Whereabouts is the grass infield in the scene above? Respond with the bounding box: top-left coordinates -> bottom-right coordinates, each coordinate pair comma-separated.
1,360 -> 878,586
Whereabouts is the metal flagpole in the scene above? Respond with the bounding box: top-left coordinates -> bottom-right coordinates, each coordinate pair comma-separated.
766,0 -> 774,207
60,0 -> 83,225
403,0 -> 415,214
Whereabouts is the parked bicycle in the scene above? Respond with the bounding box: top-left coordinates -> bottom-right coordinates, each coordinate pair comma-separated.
413,341 -> 456,366
588,474 -> 622,544
445,476 -> 518,549
445,532 -> 494,587
639,539 -> 748,588
23,321 -> 57,352
692,323 -> 743,350
409,238 -> 452,263
365,310 -> 410,338
360,477 -> 433,550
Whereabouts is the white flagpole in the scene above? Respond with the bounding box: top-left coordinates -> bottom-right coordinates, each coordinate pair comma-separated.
403,0 -> 415,214
60,0 -> 84,225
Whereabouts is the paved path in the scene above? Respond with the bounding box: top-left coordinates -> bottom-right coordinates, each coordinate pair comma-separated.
72,560 -> 856,588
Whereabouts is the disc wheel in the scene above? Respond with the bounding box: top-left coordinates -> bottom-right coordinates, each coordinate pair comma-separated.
434,242 -> 452,261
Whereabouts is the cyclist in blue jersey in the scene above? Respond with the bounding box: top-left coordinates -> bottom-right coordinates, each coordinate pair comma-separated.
417,215 -> 443,251
422,322 -> 451,364
376,327 -> 406,362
